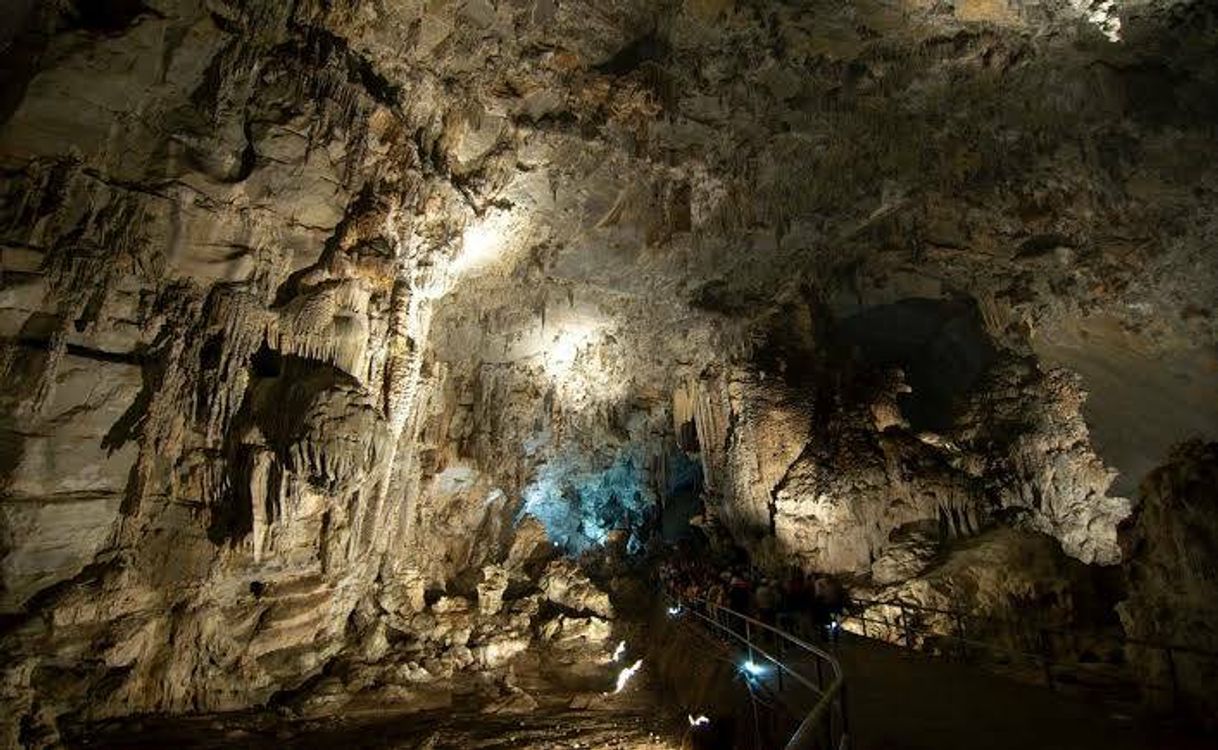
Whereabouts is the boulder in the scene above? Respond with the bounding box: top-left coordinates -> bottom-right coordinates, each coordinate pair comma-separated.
539,559 -> 614,619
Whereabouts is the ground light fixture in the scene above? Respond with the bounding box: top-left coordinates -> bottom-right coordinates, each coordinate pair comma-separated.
740,660 -> 769,679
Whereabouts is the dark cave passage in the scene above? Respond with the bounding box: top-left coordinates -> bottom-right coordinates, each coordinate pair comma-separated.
836,298 -> 997,432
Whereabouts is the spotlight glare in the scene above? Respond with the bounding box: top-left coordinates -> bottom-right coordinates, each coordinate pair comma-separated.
740,660 -> 769,679
612,640 -> 626,662
543,327 -> 592,376
688,714 -> 711,727
453,220 -> 502,275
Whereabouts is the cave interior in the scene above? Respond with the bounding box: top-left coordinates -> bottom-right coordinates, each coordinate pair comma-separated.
1,0 -> 1217,748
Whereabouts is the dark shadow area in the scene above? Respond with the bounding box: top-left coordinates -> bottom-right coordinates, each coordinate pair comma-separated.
660,450 -> 703,543
69,0 -> 156,34
835,298 -> 997,432
0,0 -> 44,127
838,634 -> 1212,750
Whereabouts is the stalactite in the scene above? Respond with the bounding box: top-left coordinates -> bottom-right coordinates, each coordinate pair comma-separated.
199,286 -> 269,443
31,191 -> 148,414
114,282 -> 207,520
268,280 -> 372,378
362,274 -> 433,557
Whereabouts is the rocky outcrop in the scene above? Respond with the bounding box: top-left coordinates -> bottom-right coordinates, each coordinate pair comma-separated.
954,361 -> 1131,566
539,559 -> 615,620
845,527 -> 1118,651
1119,440 -> 1218,724
678,314 -> 1129,578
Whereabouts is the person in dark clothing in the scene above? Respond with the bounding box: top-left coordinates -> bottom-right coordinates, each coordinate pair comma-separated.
780,569 -> 805,634
808,574 -> 829,638
755,579 -> 779,626
727,572 -> 751,635
813,575 -> 845,641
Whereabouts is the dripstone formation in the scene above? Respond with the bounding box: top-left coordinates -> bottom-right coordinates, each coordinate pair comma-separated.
2,0 -> 1217,744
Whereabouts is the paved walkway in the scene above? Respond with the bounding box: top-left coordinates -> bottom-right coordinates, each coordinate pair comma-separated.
818,635 -> 1209,750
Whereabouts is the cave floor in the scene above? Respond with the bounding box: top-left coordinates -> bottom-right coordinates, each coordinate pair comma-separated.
830,636 -> 1210,750
59,621 -> 1214,750
65,656 -> 682,750
69,705 -> 677,750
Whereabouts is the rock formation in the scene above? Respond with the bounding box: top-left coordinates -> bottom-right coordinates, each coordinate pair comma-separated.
1119,440 -> 1218,724
1,0 -> 1217,743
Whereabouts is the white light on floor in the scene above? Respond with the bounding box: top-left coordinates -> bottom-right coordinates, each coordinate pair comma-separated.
667,604 -> 682,616
614,658 -> 643,693
688,714 -> 710,727
612,640 -> 626,662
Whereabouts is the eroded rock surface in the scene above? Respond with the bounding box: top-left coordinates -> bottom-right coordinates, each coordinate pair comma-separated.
1,0 -> 1217,743
1119,440 -> 1218,724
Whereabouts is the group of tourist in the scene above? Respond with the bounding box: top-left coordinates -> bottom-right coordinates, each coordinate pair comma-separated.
657,556 -> 847,641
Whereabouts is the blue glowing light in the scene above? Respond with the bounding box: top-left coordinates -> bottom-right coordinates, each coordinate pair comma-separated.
518,450 -> 655,555
740,660 -> 769,679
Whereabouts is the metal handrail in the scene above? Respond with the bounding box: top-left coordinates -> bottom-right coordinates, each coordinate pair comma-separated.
669,595 -> 849,750
842,596 -> 1218,707
847,596 -> 1218,657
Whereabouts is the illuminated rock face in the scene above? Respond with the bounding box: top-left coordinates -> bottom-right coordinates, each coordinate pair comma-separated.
1,0 -> 1217,742
676,311 -> 1130,574
520,450 -> 655,555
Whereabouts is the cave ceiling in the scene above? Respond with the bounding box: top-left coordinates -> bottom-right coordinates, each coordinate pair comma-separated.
5,2 -> 1214,376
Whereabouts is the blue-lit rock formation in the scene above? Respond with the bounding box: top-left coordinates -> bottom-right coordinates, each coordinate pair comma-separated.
520,450 -> 656,555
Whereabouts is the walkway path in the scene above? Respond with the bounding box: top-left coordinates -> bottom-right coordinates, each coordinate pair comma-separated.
676,599 -> 1212,750
826,634 -> 1208,750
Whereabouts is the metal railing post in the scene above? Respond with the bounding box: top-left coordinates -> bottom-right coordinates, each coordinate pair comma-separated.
746,619 -> 755,665
1039,629 -> 1055,690
777,634 -> 786,692
823,697 -> 833,750
838,680 -> 849,750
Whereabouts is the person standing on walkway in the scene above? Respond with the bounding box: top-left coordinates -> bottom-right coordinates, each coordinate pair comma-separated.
727,571 -> 751,635
756,579 -> 779,627
781,569 -> 805,635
